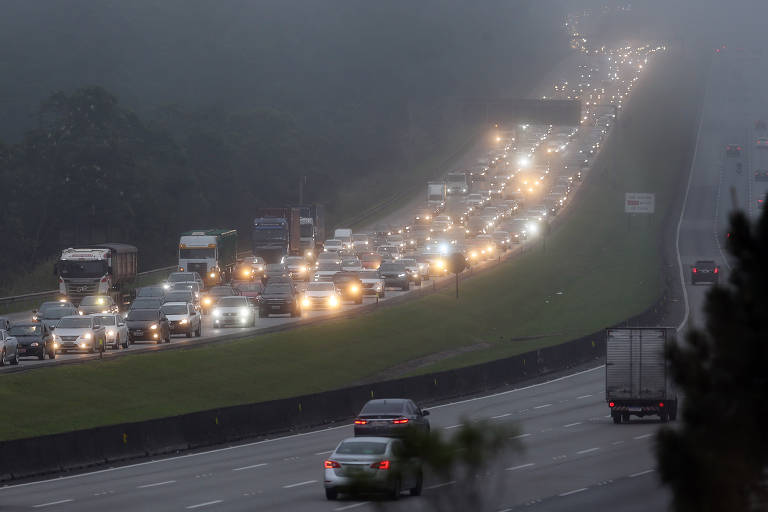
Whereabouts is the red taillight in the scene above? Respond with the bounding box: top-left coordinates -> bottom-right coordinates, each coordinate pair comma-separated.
609,402 -> 615,408
371,460 -> 390,470
354,419 -> 368,425
692,268 -> 697,273
714,268 -> 719,274
392,418 -> 409,425
324,460 -> 341,469
659,402 -> 664,408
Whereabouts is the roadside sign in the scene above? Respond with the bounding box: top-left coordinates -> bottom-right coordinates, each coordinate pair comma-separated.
625,193 -> 655,214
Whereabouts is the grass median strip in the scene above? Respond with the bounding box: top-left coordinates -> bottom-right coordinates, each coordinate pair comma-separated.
0,51 -> 707,441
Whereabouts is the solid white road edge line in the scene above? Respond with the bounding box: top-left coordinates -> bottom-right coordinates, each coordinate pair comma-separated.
283,480 -> 317,489
1,365 -> 605,491
334,502 -> 371,511
675,54 -> 714,334
558,487 -> 588,497
506,463 -> 535,471
232,463 -> 268,471
33,499 -> 73,508
186,500 -> 223,509
576,447 -> 600,455
137,480 -> 176,488
629,469 -> 655,478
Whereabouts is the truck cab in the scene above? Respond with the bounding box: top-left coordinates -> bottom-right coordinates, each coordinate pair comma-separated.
178,230 -> 237,287
55,244 -> 137,306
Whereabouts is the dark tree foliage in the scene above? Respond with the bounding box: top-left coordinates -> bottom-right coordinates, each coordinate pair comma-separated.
657,209 -> 768,511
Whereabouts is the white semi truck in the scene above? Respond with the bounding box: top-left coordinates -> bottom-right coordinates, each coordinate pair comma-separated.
55,244 -> 138,306
427,181 -> 447,212
605,327 -> 678,424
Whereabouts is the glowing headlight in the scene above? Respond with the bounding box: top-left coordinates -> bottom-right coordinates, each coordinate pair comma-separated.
209,272 -> 216,278
180,319 -> 188,325
106,330 -> 116,338
30,342 -> 39,347
150,324 -> 158,330
203,297 -> 213,305
328,296 -> 339,308
487,245 -> 494,252
96,297 -> 104,305
299,266 -> 306,273
101,310 -> 109,314
212,310 -> 221,318
398,273 -> 406,278
53,342 -> 59,349
80,343 -> 87,348
302,297 -> 311,307
349,285 -> 359,293
258,265 -> 264,271
83,332 -> 92,340
435,260 -> 445,269
32,315 -> 38,322
242,269 -> 251,276
163,283 -> 171,290
78,311 -> 84,316
471,251 -> 478,259
239,307 -> 250,317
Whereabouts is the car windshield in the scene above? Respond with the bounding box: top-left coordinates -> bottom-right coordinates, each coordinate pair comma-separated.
80,296 -> 110,306
317,262 -> 341,271
126,310 -> 159,321
137,287 -> 165,297
57,317 -> 93,329
264,285 -> 291,294
360,400 -> 407,414
179,248 -> 215,259
164,292 -> 193,302
285,257 -> 304,265
217,297 -> 246,307
132,298 -> 162,308
236,283 -> 262,292
379,264 -> 404,272
171,282 -> 196,291
40,305 -> 75,318
210,287 -> 236,296
336,441 -> 388,455
168,273 -> 195,283
161,305 -> 189,315
93,316 -> 117,326
307,282 -> 334,291
9,325 -> 42,336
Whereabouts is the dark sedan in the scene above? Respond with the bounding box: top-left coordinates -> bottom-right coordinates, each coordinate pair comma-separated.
378,263 -> 410,291
129,297 -> 164,311
691,260 -> 719,285
8,323 -> 56,360
354,399 -> 430,437
33,301 -> 77,329
332,272 -> 364,304
125,309 -> 170,344
259,282 -> 301,318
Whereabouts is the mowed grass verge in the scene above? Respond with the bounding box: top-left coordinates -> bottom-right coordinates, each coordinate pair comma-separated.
0,51 -> 707,441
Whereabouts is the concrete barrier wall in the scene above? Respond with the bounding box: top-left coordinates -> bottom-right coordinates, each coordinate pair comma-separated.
0,329 -> 605,481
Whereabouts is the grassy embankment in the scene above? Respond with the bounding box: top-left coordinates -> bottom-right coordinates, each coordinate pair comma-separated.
0,50 -> 707,441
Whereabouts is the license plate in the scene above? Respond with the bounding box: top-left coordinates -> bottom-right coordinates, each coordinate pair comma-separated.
18,348 -> 26,354
134,330 -> 143,335
271,305 -> 281,309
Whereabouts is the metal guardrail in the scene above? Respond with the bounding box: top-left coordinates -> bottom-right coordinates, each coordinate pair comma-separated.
0,265 -> 178,308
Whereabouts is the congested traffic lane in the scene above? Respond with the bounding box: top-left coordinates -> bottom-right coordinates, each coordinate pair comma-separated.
0,365 -> 668,511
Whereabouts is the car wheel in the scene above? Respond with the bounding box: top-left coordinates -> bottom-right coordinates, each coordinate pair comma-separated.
38,349 -> 45,360
166,332 -> 171,344
10,350 -> 19,365
186,329 -> 192,338
416,280 -> 422,287
196,324 -> 202,337
612,413 -> 621,424
390,478 -> 402,500
49,349 -> 56,359
402,283 -> 409,291
0,348 -> 6,366
325,489 -> 338,501
410,470 -> 423,496
622,413 -> 630,423
122,337 -> 129,349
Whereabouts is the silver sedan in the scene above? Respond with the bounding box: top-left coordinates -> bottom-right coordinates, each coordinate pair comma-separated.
0,329 -> 19,366
323,436 -> 422,500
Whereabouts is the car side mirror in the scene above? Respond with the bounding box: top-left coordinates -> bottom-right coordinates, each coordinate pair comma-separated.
422,410 -> 430,416
118,322 -> 125,327
161,316 -> 168,323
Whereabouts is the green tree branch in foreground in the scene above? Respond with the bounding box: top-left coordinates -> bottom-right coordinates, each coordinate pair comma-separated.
657,208 -> 768,511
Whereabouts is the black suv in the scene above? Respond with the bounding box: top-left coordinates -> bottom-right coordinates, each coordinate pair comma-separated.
378,262 -> 410,291
259,281 -> 301,318
8,323 -> 56,360
125,309 -> 171,344
691,260 -> 719,285
353,398 -> 430,437
332,272 -> 364,304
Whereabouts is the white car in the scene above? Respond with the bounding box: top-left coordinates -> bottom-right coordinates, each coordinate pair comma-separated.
91,314 -> 129,349
324,239 -> 344,253
161,302 -> 203,338
212,296 -> 257,328
466,193 -> 485,208
301,282 -> 342,310
357,270 -> 385,298
0,329 -> 19,366
169,281 -> 202,299
314,261 -> 342,282
53,316 -> 107,353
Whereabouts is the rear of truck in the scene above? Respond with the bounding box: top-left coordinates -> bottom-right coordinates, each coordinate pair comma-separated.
605,327 -> 677,424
